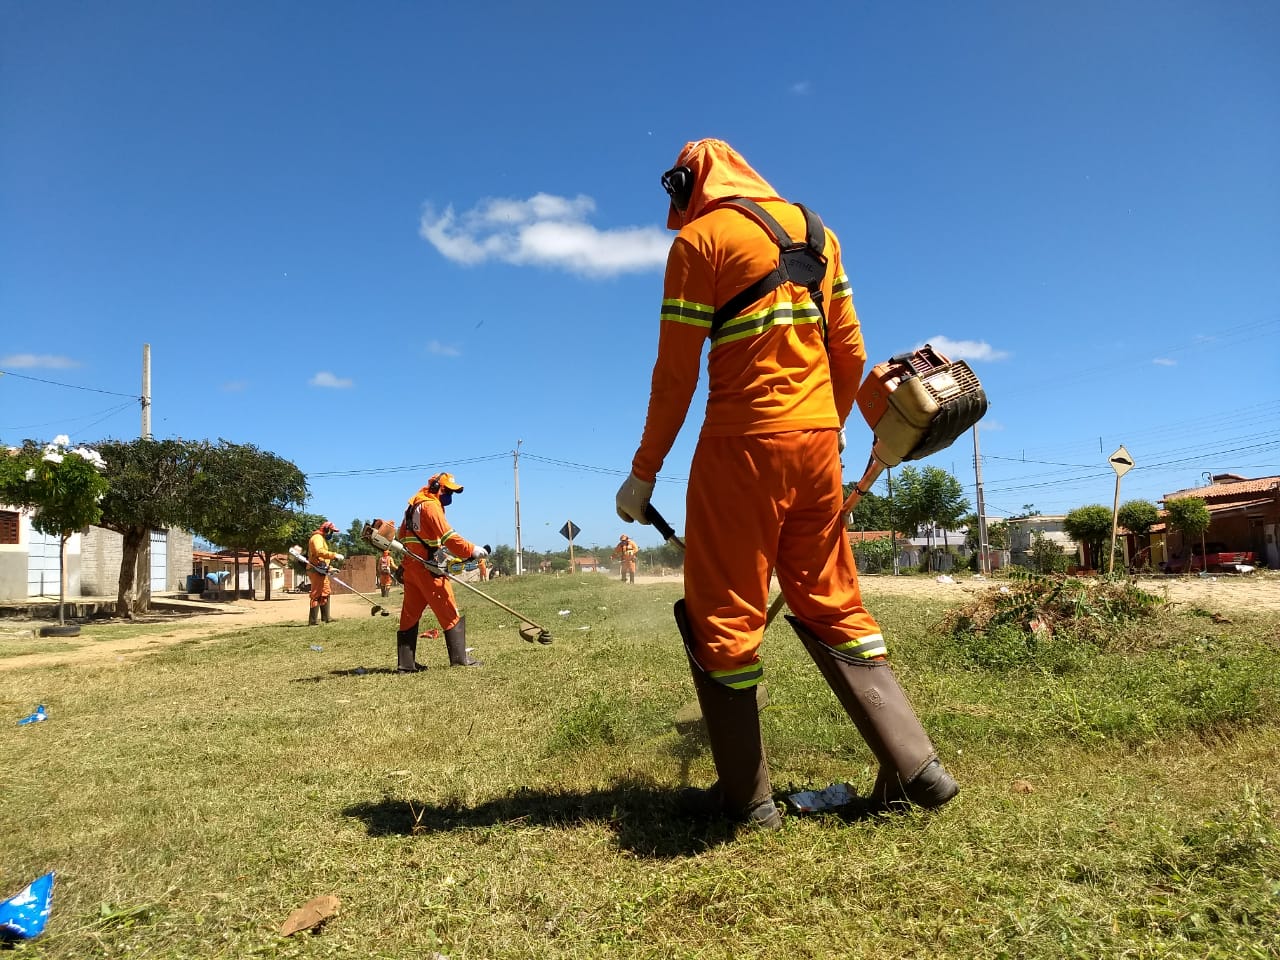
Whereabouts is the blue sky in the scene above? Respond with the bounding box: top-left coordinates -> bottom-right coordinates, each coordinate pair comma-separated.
2,1 -> 1277,554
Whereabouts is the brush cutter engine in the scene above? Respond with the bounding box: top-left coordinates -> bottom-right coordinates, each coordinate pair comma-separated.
855,344 -> 988,468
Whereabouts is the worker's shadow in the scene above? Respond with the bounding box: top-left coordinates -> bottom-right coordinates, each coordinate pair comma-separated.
288,666 -> 401,683
343,778 -> 743,858
343,698 -> 879,859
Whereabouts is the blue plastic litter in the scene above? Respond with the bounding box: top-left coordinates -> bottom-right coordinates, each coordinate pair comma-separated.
17,705 -> 47,726
206,571 -> 230,585
0,871 -> 55,942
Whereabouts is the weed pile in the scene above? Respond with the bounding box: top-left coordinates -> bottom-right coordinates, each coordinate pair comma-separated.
941,570 -> 1168,670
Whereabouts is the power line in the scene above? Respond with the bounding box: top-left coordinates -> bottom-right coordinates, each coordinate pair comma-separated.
0,368 -> 139,399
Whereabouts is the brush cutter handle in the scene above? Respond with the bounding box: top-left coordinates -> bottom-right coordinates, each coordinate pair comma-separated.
644,504 -> 687,552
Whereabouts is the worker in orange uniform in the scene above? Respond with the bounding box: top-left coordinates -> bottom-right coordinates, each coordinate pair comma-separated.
306,520 -> 344,625
612,534 -> 639,584
377,548 -> 397,597
395,472 -> 489,671
477,555 -> 489,581
615,139 -> 958,831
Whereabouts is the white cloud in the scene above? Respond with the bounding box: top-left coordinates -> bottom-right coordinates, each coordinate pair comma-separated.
428,341 -> 460,357
310,371 -> 353,389
221,380 -> 248,392
1152,357 -> 1176,367
1,353 -> 80,369
921,336 -> 1011,362
420,193 -> 669,277
790,80 -> 812,95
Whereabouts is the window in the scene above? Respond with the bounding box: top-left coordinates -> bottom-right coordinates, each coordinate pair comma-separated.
0,510 -> 18,545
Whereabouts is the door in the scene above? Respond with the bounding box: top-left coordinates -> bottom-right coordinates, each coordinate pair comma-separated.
150,530 -> 168,592
27,528 -> 60,598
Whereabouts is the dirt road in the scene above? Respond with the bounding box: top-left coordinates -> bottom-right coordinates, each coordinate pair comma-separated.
2,572 -> 1276,672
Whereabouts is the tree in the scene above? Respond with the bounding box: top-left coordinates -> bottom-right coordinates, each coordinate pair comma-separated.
1117,499 -> 1160,569
192,441 -> 309,600
890,465 -> 970,569
963,515 -> 1007,551
342,518 -> 380,558
1164,497 -> 1211,575
1063,504 -> 1113,570
0,437 -> 109,625
93,437 -> 202,618
1029,529 -> 1068,574
845,487 -> 893,532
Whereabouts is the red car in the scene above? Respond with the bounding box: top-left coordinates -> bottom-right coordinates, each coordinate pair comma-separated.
1165,542 -> 1257,573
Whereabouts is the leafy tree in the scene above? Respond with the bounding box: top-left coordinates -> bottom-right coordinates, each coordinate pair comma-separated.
94,437 -> 203,618
1029,529 -> 1069,573
341,518 -> 380,558
891,465 -> 970,569
0,437 -> 109,625
1165,497 -> 1211,575
852,535 -> 895,574
489,544 -> 516,577
845,487 -> 893,531
191,440 -> 308,601
1063,504 -> 1113,570
963,515 -> 1008,551
1118,499 -> 1160,570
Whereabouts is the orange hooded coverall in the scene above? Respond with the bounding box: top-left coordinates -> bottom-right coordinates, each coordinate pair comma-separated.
397,486 -> 477,634
306,527 -> 338,608
630,138 -> 884,688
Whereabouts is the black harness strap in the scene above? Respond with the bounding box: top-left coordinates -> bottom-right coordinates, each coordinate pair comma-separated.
710,199 -> 829,344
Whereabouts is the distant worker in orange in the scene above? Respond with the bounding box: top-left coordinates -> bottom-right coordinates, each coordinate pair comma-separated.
477,555 -> 489,581
395,472 -> 489,672
612,534 -> 639,584
377,548 -> 397,597
615,139 -> 958,831
306,520 -> 343,626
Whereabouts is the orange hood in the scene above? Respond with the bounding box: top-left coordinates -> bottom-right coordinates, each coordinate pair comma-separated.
667,138 -> 783,229
407,486 -> 438,509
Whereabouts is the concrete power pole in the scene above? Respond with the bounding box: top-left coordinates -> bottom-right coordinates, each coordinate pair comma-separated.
973,425 -> 990,574
513,440 -> 524,576
141,343 -> 152,438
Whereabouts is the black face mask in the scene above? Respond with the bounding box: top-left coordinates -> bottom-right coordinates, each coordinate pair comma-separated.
439,491 -> 453,507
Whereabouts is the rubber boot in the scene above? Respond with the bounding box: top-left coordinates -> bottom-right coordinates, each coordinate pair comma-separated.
320,599 -> 332,624
675,600 -> 781,831
308,606 -> 319,626
787,615 -> 959,813
444,616 -> 481,667
396,625 -> 423,673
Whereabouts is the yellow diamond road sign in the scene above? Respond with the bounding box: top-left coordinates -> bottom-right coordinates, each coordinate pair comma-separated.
1109,445 -> 1134,478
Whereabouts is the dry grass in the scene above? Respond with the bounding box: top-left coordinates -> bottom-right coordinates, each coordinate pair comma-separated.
1,574 -> 1278,958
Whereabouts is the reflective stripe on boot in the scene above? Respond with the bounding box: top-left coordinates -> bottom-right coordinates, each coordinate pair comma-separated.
787,614 -> 959,812
674,599 -> 781,830
444,616 -> 481,667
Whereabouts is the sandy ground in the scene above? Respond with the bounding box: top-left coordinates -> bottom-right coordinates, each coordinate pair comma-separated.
2,571 -> 1277,672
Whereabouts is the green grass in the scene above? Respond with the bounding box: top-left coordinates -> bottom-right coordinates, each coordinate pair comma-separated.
2,574 -> 1278,958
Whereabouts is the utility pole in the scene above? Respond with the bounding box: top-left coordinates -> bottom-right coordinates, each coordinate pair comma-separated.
513,440 -> 523,576
973,425 -> 990,574
141,343 -> 152,438
888,468 -> 899,576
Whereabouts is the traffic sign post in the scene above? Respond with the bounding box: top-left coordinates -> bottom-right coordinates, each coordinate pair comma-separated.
1107,445 -> 1134,575
560,520 -> 581,572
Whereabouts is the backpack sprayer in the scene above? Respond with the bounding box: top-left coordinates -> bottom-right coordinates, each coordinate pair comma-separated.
646,344 -> 989,626
360,520 -> 553,644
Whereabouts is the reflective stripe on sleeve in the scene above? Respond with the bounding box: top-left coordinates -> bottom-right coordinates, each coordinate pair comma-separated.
831,272 -> 852,301
661,298 -> 714,329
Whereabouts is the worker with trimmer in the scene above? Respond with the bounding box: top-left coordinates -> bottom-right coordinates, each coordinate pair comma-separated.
306,520 -> 344,626
395,472 -> 488,672
612,534 -> 638,584
615,138 -> 959,831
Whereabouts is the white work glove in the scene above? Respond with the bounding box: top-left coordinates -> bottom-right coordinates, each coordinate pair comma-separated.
470,545 -> 489,560
838,427 -> 847,453
333,553 -> 345,562
615,471 -> 655,524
